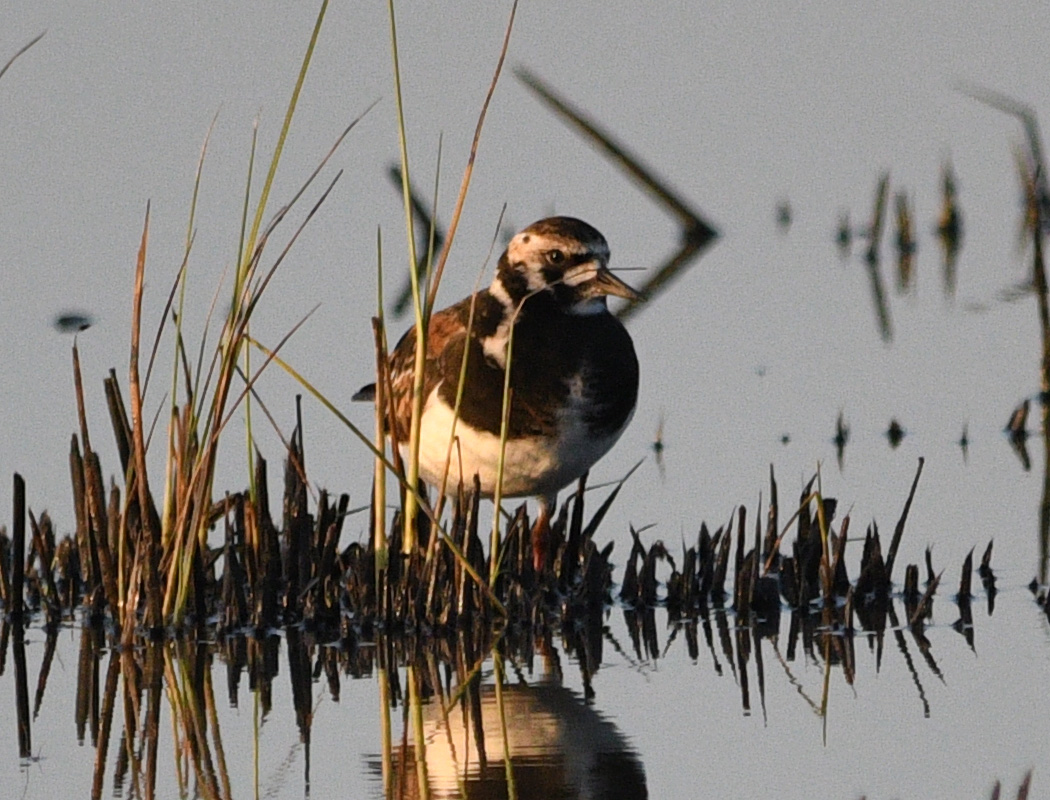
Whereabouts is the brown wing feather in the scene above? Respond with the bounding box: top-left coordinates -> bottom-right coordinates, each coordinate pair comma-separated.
387,298 -> 473,441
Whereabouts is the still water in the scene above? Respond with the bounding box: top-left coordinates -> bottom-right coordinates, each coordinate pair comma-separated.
1,583 -> 1046,799
3,2 -> 1050,798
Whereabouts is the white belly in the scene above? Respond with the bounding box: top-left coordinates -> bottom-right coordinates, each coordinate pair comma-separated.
404,387 -> 632,500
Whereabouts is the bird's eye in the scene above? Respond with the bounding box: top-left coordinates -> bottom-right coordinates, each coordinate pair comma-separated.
546,249 -> 565,265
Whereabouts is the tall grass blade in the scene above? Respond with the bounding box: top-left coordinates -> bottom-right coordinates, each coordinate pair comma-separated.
372,229 -> 390,601
128,203 -> 163,631
425,0 -> 519,315
387,0 -> 425,555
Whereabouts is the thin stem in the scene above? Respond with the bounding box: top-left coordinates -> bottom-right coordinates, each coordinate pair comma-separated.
388,0 -> 425,555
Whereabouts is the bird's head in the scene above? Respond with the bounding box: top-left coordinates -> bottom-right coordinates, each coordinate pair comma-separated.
492,216 -> 641,314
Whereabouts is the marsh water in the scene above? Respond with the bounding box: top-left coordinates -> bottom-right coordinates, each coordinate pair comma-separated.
2,588 -> 1047,798
3,3 -> 1050,798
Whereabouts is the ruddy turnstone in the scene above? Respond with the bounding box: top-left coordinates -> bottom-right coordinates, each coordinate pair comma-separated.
357,216 -> 640,570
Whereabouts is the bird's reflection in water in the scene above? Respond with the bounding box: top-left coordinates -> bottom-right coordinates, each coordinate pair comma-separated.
421,680 -> 648,800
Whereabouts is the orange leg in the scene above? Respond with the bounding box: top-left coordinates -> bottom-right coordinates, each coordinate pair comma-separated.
531,498 -> 553,574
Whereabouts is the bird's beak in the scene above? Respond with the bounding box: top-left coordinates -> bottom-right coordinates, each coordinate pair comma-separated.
590,266 -> 644,302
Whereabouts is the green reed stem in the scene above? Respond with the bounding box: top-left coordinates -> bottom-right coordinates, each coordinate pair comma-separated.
373,229 -> 389,591
387,0 -> 426,556
489,314 -> 518,585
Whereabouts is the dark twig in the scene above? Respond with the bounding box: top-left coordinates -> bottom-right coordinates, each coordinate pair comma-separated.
0,31 -> 45,84
515,66 -> 718,320
885,457 -> 924,583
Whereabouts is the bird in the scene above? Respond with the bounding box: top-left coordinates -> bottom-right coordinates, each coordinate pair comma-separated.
355,216 -> 640,571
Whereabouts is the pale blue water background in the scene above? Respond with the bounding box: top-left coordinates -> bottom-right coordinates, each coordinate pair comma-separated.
2,3 -> 1050,798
